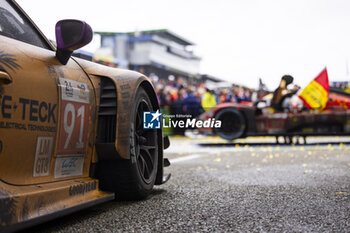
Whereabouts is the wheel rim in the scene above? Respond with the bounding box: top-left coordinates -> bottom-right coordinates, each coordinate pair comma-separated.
220,113 -> 242,134
135,99 -> 157,184
215,110 -> 245,140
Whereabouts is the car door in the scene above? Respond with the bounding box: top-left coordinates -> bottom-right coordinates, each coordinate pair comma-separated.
0,0 -> 94,185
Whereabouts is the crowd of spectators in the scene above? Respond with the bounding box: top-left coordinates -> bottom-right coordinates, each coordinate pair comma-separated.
148,74 -> 259,118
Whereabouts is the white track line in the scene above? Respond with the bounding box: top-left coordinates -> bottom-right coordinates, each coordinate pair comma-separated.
169,154 -> 201,164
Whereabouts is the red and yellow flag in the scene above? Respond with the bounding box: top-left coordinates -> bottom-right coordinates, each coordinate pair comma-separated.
299,68 -> 329,110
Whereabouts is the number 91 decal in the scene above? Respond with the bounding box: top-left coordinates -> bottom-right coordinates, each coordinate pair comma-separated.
57,78 -> 90,156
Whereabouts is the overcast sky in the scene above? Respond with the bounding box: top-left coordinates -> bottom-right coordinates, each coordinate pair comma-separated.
17,0 -> 350,90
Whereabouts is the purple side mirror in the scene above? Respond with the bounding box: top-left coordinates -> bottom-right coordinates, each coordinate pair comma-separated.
55,19 -> 93,64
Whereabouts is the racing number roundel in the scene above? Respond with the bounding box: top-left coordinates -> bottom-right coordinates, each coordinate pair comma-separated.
57,78 -> 90,156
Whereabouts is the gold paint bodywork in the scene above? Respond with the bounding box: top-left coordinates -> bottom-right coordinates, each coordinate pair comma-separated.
0,7 -> 157,230
0,36 -> 98,185
0,178 -> 114,232
0,34 -> 116,231
77,59 -> 152,159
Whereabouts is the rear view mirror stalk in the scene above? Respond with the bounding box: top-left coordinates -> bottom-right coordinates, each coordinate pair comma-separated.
56,48 -> 73,65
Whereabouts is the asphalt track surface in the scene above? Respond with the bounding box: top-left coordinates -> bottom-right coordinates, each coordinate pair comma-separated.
24,136 -> 350,232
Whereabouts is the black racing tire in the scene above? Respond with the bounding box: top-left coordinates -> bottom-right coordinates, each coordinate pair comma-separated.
214,108 -> 246,140
97,87 -> 158,200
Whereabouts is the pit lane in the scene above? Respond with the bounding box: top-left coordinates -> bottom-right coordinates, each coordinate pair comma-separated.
23,136 -> 350,232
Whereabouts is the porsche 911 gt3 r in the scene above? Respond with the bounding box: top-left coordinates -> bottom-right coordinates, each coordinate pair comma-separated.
0,0 -> 170,232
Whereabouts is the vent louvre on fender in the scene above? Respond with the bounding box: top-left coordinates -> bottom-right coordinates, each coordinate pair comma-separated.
97,78 -> 117,143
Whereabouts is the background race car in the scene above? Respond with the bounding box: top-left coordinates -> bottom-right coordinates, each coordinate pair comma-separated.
198,72 -> 350,143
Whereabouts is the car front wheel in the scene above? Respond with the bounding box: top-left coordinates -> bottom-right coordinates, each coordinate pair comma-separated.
98,87 -> 158,200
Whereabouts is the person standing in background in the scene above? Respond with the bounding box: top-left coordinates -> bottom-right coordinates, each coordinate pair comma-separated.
201,88 -> 217,111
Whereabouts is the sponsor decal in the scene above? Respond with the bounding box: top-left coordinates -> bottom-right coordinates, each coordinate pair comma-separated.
54,156 -> 84,178
143,111 -> 222,129
69,180 -> 97,196
57,78 -> 90,157
120,83 -> 131,90
64,80 -> 73,97
121,92 -> 130,98
33,137 -> 54,177
0,95 -> 57,132
59,78 -> 89,104
143,110 -> 161,129
77,83 -> 86,92
0,96 -> 56,123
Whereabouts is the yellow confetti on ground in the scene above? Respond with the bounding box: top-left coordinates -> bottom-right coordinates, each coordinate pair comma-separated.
302,163 -> 308,167
226,165 -> 230,168
336,192 -> 347,195
214,158 -> 221,162
251,153 -> 256,157
269,154 -> 274,159
308,151 -> 312,155
275,153 -> 280,158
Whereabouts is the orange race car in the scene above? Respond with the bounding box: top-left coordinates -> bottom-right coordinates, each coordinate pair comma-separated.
0,0 -> 170,232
